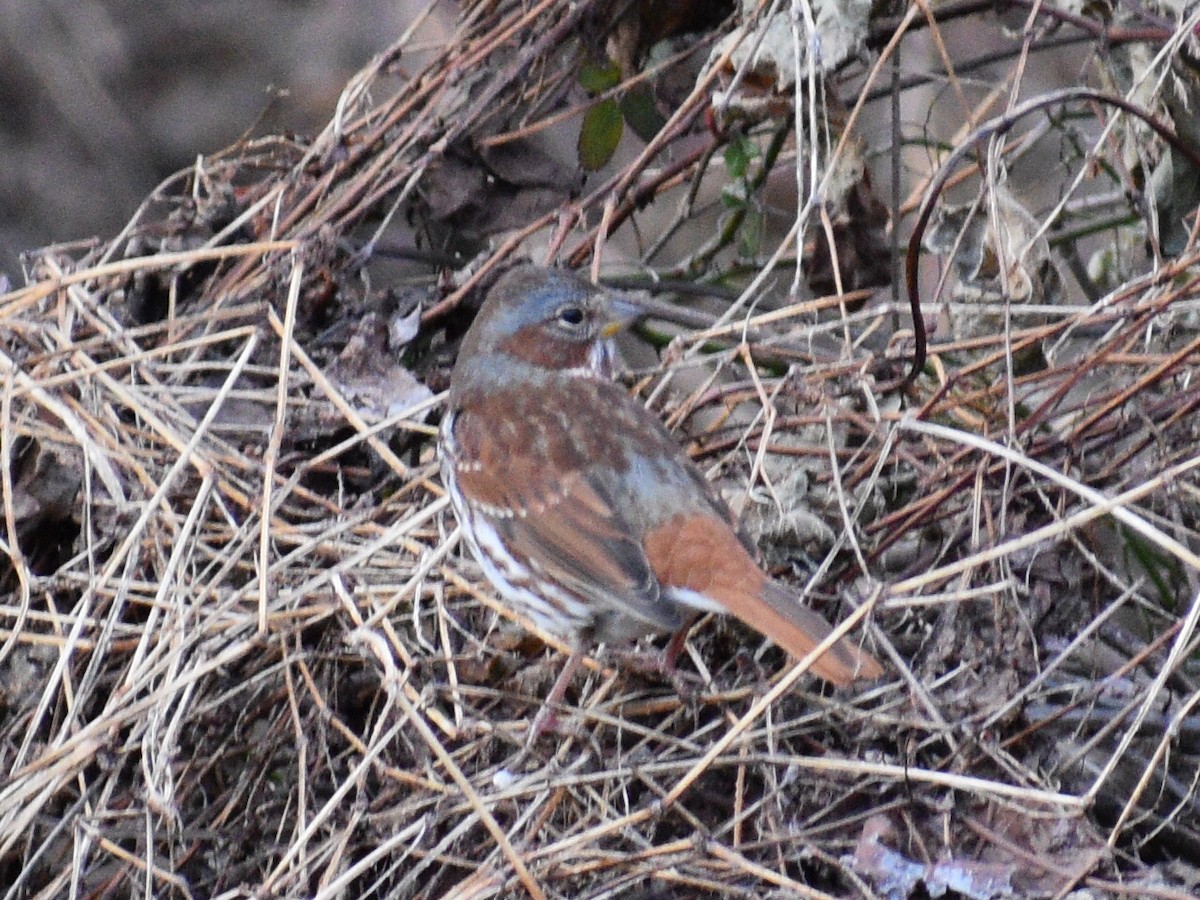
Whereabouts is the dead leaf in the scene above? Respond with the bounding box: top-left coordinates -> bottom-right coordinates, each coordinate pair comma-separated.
326,312 -> 434,424
708,0 -> 871,122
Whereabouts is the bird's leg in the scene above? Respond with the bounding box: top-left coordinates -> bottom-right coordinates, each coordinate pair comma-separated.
662,624 -> 690,672
526,623 -> 706,743
659,624 -> 703,699
604,624 -> 704,698
526,650 -> 583,744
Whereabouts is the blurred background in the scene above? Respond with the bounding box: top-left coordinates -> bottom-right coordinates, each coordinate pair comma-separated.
0,0 -> 448,276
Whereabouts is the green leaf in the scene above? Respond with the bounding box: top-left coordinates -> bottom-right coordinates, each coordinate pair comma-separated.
720,181 -> 747,209
620,83 -> 666,143
578,58 -> 621,95
724,136 -> 758,180
737,208 -> 764,259
578,99 -> 624,171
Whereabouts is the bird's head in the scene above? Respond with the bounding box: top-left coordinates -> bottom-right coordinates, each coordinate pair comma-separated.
452,266 -> 641,384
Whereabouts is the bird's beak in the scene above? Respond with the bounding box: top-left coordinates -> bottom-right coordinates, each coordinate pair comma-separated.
599,295 -> 643,338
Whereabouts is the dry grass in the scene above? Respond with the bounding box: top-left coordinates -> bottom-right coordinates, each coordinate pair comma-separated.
2,0 -> 1199,897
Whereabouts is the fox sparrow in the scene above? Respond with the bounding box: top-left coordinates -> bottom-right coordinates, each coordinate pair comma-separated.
439,266 -> 882,714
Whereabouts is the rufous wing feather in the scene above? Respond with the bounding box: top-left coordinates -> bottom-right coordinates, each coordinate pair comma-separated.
644,514 -> 883,684
451,406 -> 684,634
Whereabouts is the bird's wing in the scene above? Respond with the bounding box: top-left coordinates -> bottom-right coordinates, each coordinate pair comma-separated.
446,388 -> 684,636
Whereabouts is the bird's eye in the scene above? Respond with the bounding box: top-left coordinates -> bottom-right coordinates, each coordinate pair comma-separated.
556,305 -> 585,328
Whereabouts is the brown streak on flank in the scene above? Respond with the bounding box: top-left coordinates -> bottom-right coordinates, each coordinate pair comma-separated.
643,514 -> 883,684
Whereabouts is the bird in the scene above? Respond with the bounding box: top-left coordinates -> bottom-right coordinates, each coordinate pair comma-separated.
439,265 -> 883,723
